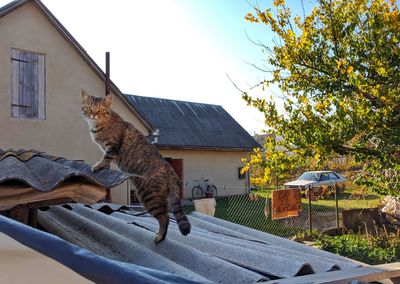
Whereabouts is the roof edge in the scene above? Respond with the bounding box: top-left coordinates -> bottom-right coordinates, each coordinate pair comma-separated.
0,0 -> 27,17
125,94 -> 222,108
0,0 -> 154,132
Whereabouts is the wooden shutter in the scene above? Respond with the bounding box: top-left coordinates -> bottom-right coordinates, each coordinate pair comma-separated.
11,49 -> 45,119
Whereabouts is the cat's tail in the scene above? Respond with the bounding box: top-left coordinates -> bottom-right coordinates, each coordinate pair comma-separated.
170,184 -> 191,236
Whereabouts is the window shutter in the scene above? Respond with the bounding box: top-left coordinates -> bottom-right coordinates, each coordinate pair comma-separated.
11,49 -> 45,119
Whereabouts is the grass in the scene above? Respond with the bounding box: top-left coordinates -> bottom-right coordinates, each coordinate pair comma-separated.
253,187 -> 382,211
315,232 -> 400,265
214,195 -> 302,237
184,195 -> 303,237
183,187 -> 383,238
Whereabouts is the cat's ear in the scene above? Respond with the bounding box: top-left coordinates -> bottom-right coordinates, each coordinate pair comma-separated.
81,89 -> 90,101
104,94 -> 112,105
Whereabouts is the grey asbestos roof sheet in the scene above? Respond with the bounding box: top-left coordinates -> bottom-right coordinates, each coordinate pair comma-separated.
124,95 -> 260,150
0,149 -> 131,191
38,203 -> 361,283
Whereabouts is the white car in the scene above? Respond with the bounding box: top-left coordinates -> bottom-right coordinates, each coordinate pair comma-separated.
284,171 -> 346,190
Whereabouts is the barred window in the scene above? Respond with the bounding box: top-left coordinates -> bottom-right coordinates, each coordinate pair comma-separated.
11,49 -> 45,119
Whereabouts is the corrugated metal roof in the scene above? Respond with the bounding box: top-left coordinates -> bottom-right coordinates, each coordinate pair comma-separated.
38,203 -> 362,283
0,149 -> 131,191
124,95 -> 260,151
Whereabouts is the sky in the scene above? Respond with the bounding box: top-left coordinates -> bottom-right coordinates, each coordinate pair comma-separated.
1,0 -> 285,134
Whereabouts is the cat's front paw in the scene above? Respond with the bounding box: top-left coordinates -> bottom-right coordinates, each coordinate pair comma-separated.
91,162 -> 104,172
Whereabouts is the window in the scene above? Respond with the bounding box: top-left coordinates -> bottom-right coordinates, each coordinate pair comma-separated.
319,173 -> 330,181
298,172 -> 318,181
329,172 -> 340,180
11,49 -> 45,119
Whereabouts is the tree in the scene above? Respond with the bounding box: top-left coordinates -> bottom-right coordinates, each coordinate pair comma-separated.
243,0 -> 400,195
242,134 -> 303,189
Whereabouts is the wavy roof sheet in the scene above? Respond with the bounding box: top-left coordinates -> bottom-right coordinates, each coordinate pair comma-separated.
0,149 -> 131,191
38,203 -> 362,283
124,95 -> 260,151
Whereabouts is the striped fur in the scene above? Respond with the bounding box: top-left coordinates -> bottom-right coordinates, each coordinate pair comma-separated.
81,90 -> 191,243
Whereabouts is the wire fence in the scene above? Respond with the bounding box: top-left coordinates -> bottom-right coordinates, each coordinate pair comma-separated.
183,186 -> 379,238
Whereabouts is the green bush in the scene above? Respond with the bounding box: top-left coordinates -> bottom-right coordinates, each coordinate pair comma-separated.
315,233 -> 400,265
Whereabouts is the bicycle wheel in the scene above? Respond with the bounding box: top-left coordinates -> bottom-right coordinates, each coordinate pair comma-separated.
192,186 -> 204,200
208,185 -> 218,198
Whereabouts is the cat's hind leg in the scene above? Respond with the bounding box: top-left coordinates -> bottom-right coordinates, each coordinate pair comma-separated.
154,213 -> 169,243
137,177 -> 170,243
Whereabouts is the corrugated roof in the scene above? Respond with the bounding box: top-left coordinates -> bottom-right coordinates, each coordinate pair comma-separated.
0,149 -> 131,191
124,95 -> 260,151
0,214 -> 203,284
38,203 -> 362,283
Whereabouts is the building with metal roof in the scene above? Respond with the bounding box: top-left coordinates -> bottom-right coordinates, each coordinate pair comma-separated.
124,95 -> 260,199
125,95 -> 260,151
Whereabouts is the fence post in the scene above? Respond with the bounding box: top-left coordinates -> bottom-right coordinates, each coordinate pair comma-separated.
308,186 -> 312,235
335,183 -> 340,233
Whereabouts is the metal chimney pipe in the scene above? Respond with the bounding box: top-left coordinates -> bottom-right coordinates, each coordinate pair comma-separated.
105,52 -> 110,96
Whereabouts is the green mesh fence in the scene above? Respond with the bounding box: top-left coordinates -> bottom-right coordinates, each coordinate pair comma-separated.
184,189 -> 344,238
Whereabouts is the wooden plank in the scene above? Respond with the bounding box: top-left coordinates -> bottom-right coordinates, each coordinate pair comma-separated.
37,53 -> 45,119
9,205 -> 29,224
11,49 -> 20,118
28,208 -> 38,227
105,188 -> 112,203
20,51 -> 28,118
26,52 -> 34,118
26,197 -> 73,209
266,263 -> 400,284
32,52 -> 39,118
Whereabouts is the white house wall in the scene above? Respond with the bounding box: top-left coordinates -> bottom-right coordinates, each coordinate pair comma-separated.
160,149 -> 250,198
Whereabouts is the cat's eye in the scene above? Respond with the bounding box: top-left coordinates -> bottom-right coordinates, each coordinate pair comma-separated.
82,106 -> 91,112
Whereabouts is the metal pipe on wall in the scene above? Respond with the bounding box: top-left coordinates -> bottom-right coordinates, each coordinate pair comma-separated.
105,52 -> 110,96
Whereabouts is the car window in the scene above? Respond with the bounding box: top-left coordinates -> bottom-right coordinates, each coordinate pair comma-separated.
329,172 -> 340,180
298,172 -> 318,181
319,173 -> 330,181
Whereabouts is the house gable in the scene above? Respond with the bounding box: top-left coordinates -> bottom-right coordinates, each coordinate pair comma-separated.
0,0 -> 152,133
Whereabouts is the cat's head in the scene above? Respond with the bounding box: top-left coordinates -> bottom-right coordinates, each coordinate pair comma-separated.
81,89 -> 112,119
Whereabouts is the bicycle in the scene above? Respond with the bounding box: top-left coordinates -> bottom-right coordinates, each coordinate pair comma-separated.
191,177 -> 218,199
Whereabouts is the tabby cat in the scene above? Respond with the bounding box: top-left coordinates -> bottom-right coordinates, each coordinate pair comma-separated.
81,90 -> 191,243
